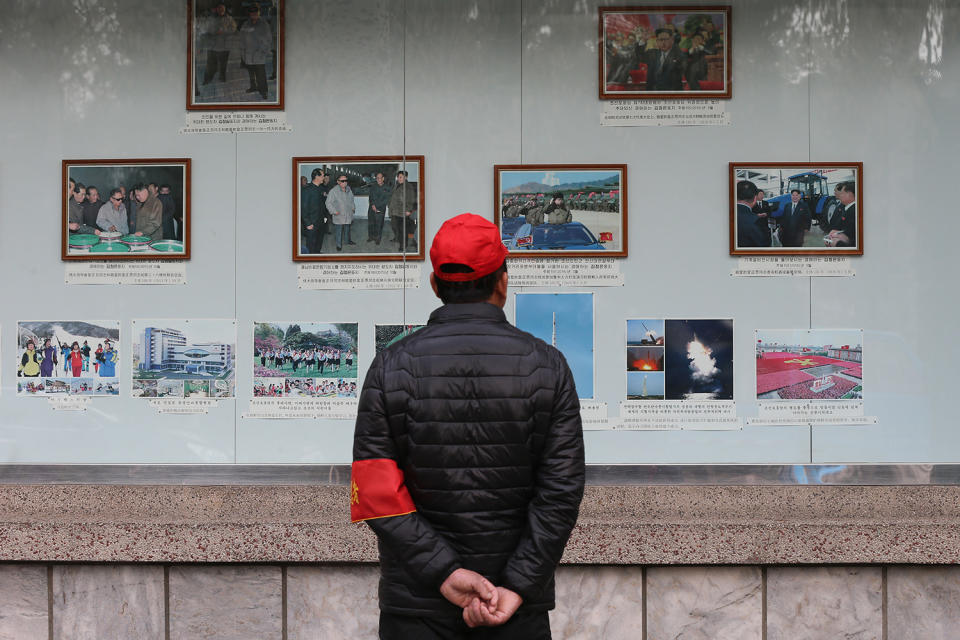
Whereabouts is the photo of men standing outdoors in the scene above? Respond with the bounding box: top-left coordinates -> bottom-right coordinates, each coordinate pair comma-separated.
730,163 -> 862,255
189,1 -> 283,109
293,156 -> 425,261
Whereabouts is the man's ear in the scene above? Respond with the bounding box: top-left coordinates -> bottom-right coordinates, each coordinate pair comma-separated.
430,272 -> 440,299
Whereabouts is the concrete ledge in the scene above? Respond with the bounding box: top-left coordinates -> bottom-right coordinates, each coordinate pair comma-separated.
1,485 -> 958,563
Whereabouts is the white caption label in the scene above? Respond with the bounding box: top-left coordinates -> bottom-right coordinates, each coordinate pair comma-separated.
579,401 -> 608,430
180,111 -> 291,134
243,397 -> 360,420
149,398 -> 218,414
732,257 -> 854,277
65,261 -> 187,285
749,400 -> 877,425
47,397 -> 91,411
616,400 -> 742,430
602,99 -> 730,127
298,263 -> 421,290
506,258 -> 623,288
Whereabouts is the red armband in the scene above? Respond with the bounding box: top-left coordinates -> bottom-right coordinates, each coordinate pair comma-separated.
350,458 -> 416,523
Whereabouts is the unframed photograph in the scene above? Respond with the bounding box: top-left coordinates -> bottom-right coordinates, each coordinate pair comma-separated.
663,319 -> 733,400
132,319 -> 236,398
253,322 -> 358,398
599,6 -> 731,99
16,321 -> 120,397
730,163 -> 863,255
293,157 -> 425,261
63,160 -> 190,260
756,329 -> 863,400
495,165 -> 627,258
188,0 -> 284,109
515,293 -> 595,399
374,324 -> 426,355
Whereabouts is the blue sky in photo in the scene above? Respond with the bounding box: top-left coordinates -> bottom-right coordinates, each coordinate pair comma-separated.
627,319 -> 664,344
500,170 -> 620,191
515,293 -> 594,398
627,371 -> 665,397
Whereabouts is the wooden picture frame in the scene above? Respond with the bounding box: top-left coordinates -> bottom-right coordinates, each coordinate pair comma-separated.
729,162 -> 864,256
187,0 -> 284,110
494,164 -> 628,258
292,156 -> 426,262
599,5 -> 731,100
63,159 -> 191,261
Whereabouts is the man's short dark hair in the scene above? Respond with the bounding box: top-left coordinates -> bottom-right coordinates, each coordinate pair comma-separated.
87,185 -> 98,194
655,27 -> 672,38
737,180 -> 758,201
75,182 -> 85,193
790,189 -> 802,196
396,170 -> 408,178
160,183 -> 171,190
434,261 -> 507,304
109,188 -> 122,198
311,168 -> 324,179
836,181 -> 855,196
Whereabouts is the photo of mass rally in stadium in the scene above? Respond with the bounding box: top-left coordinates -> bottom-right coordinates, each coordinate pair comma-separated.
495,166 -> 626,258
756,330 -> 863,400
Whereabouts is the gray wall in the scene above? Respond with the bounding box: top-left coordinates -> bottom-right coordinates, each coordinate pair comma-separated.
0,0 -> 957,464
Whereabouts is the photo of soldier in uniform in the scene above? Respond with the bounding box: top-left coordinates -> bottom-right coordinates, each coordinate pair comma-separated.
188,1 -> 284,110
293,157 -> 425,261
599,6 -> 731,100
730,163 -> 863,255
495,165 -> 627,258
63,160 -> 190,260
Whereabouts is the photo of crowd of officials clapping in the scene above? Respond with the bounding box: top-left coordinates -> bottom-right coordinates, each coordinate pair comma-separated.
191,0 -> 281,106
64,162 -> 188,257
732,165 -> 861,254
601,8 -> 729,97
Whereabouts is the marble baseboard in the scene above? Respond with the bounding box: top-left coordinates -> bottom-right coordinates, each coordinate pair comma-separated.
0,565 -> 47,640
888,565 -> 960,639
2,485 -> 960,564
51,565 -> 164,640
286,565 -> 379,639
168,566 -> 281,640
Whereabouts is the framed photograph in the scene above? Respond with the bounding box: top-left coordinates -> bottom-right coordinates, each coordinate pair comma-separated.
494,164 -> 627,258
63,159 -> 190,260
188,0 -> 284,110
132,319 -> 236,398
292,156 -> 426,261
756,329 -> 863,400
254,322 -> 359,398
16,321 -> 121,397
515,293 -> 595,399
599,6 -> 731,100
730,162 -> 863,255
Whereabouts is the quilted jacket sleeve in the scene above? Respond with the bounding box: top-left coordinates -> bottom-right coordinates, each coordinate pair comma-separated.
499,353 -> 585,601
352,352 -> 463,589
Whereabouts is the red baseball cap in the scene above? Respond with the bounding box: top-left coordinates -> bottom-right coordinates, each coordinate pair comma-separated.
430,213 -> 509,282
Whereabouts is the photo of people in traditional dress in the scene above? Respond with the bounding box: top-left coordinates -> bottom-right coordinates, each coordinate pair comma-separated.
756,330 -> 863,400
375,324 -> 425,355
16,321 -> 120,397
664,319 -> 734,401
730,163 -> 862,255
294,157 -> 425,261
189,1 -> 283,109
599,7 -> 730,99
515,293 -> 595,399
253,322 -> 359,398
131,319 -> 236,398
495,166 -> 627,258
64,160 -> 189,259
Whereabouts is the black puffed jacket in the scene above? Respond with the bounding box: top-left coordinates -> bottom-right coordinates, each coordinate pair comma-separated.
353,302 -> 585,617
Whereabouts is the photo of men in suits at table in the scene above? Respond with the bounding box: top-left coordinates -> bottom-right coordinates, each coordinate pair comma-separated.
731,164 -> 861,255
